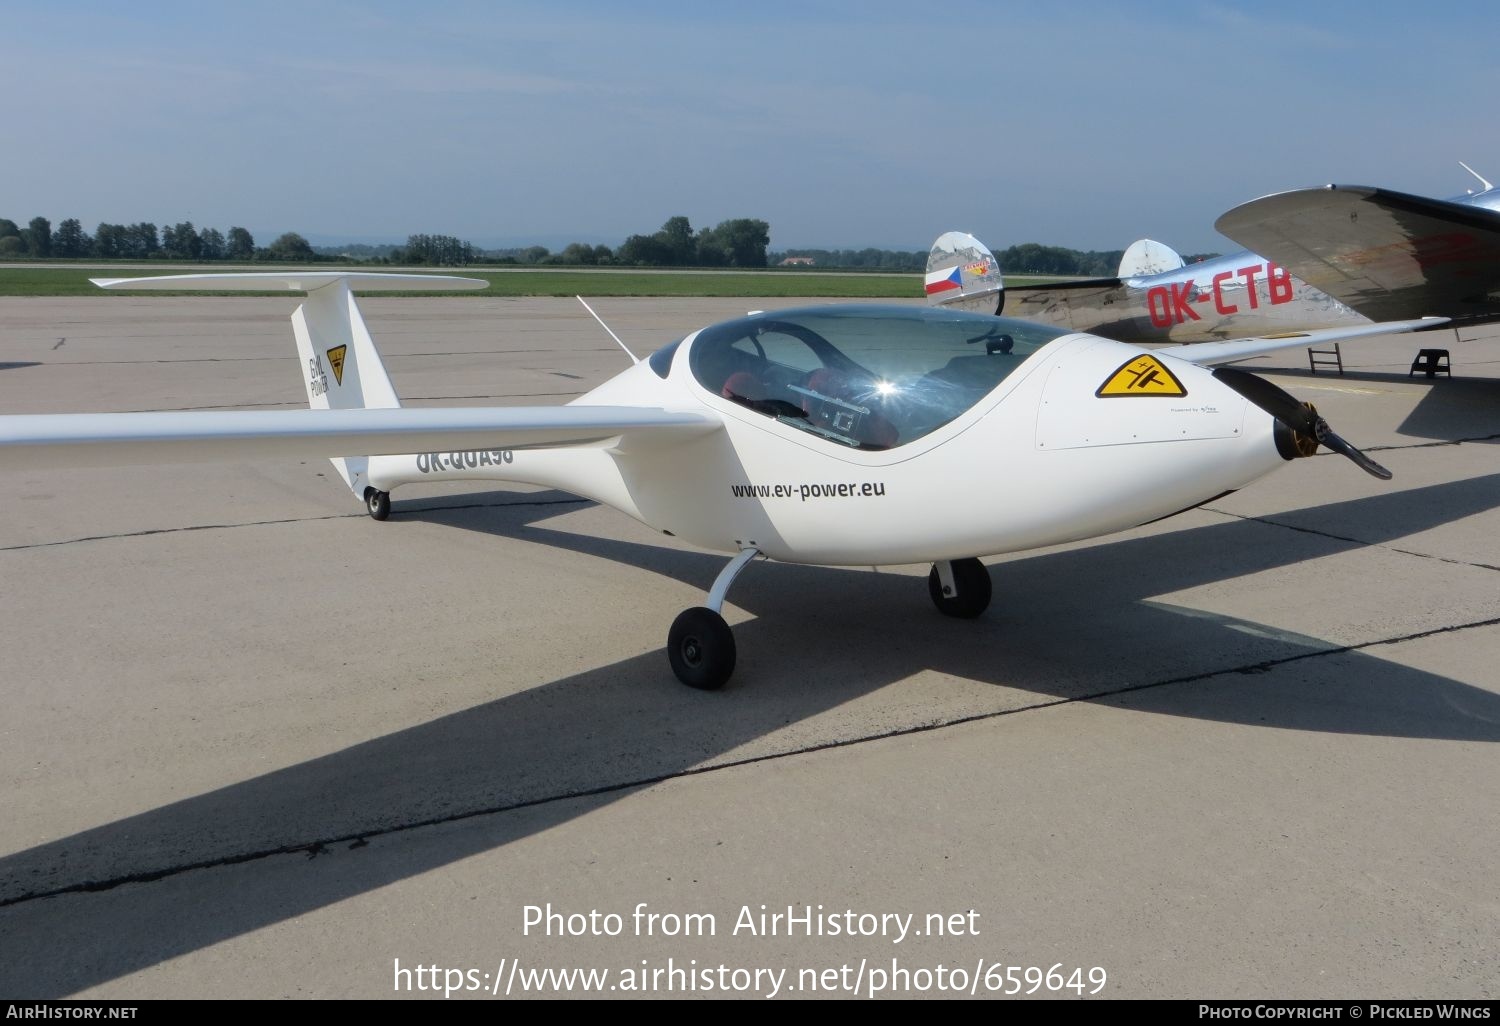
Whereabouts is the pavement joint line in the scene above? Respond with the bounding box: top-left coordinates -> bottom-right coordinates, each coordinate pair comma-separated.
4,610 -> 1498,910
0,497 -> 592,552
1385,548 -> 1500,573
1203,508 -> 1500,574
1365,431 -> 1500,452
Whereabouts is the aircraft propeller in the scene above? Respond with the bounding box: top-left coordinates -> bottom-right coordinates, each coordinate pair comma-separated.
1212,367 -> 1393,480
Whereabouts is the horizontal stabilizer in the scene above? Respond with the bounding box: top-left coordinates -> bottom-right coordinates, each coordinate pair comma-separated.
999,277 -> 1127,335
91,272 -> 489,293
1161,317 -> 1449,367
0,406 -> 721,470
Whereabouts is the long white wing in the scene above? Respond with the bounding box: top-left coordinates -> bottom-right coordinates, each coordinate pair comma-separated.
1159,317 -> 1448,366
90,272 -> 489,292
0,406 -> 721,470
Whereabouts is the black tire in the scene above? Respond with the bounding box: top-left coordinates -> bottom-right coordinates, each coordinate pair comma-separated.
365,488 -> 391,521
927,558 -> 991,618
667,607 -> 736,690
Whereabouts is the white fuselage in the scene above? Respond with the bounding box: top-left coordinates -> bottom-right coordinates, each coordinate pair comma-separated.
369,330 -> 1288,565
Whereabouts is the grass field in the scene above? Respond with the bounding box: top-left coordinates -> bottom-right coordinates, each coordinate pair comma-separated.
0,265 -> 940,298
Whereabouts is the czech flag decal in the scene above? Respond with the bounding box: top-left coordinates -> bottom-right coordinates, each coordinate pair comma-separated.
925,266 -> 963,296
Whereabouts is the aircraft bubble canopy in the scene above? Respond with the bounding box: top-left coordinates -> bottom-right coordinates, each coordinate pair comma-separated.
688,306 -> 1065,451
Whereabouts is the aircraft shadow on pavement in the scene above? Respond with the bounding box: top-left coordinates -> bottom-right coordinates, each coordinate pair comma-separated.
2,473 -> 1498,996
1236,365 -> 1500,444
1394,377 -> 1500,441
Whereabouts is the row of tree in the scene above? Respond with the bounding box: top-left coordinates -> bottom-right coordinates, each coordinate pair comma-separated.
0,216 -> 321,263
772,247 -> 929,270
1,213 -> 1210,272
0,215 -> 772,269
615,217 -> 771,267
996,243 -> 1127,277
388,234 -> 476,266
381,218 -> 772,268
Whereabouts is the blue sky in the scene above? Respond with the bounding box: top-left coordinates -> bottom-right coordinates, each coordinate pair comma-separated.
5,1 -> 1498,253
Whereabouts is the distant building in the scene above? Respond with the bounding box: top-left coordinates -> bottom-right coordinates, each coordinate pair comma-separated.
780,256 -> 815,266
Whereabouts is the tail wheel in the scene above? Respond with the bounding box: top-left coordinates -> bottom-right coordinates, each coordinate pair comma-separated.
668,607 -> 736,690
928,558 -> 991,618
365,488 -> 391,521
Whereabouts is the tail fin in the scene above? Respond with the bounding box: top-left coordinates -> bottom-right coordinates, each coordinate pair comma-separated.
1117,239 -> 1184,277
91,271 -> 487,494
925,231 -> 1004,314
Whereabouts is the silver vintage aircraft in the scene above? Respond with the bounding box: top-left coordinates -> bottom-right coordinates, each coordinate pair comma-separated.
929,166 -> 1500,342
925,232 -> 1365,343
0,273 -> 1445,690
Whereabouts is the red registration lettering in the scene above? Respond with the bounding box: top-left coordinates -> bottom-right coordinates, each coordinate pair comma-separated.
1212,271 -> 1238,314
1170,281 -> 1201,321
1146,286 -> 1174,328
1236,265 -> 1261,309
1268,262 -> 1293,304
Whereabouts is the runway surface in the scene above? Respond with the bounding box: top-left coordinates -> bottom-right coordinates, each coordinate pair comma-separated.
2,296 -> 1497,1000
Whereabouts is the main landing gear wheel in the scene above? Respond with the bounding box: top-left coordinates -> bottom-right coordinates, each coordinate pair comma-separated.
668,606 -> 736,691
928,558 -> 991,618
365,488 -> 391,521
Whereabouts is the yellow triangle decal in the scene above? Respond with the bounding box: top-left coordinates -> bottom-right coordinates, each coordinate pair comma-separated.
1096,354 -> 1187,398
326,345 -> 347,386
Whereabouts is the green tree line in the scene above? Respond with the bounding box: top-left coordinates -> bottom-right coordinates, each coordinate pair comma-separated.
770,247 -> 929,270
0,212 -> 1213,273
386,217 -> 773,268
0,216 -> 328,263
0,214 -> 774,269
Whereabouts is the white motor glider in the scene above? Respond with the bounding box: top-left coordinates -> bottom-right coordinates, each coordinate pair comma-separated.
0,272 -> 1447,689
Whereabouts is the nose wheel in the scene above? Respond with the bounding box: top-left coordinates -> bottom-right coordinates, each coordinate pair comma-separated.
364,488 -> 391,521
928,558 -> 991,618
668,607 -> 736,690
667,547 -> 759,690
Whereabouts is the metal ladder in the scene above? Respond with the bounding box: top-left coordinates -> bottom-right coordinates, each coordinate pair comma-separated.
1307,342 -> 1343,375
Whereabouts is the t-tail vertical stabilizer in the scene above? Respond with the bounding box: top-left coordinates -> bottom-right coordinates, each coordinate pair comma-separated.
89,272 -> 488,498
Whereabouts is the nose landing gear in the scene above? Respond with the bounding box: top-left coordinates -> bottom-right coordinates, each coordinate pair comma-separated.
928,557 -> 991,618
667,546 -> 761,690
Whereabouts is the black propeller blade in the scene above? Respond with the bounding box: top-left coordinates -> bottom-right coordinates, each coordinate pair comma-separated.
1312,418 -> 1394,480
1213,366 -> 1392,480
